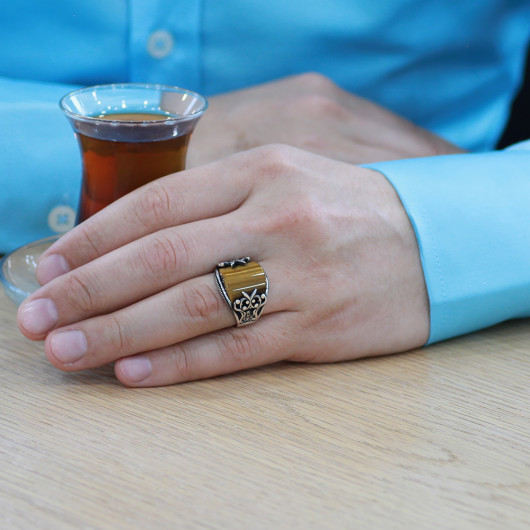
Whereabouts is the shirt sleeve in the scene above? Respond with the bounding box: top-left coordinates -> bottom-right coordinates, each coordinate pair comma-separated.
364,140 -> 530,344
0,77 -> 81,254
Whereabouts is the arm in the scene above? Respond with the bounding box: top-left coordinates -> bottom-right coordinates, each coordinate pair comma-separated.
15,143 -> 530,387
365,140 -> 530,343
0,77 -> 80,253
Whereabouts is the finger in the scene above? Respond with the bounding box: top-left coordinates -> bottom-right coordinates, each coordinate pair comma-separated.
37,152 -> 255,284
114,312 -> 299,387
19,142 -> 299,340
42,260 -> 290,372
21,213 -> 257,335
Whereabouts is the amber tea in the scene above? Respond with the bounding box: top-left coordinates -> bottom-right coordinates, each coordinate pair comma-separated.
60,83 -> 207,224
74,112 -> 190,222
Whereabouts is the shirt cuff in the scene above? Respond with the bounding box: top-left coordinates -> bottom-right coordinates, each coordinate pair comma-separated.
363,144 -> 530,344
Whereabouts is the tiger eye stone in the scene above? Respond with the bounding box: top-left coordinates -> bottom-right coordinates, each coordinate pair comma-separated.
217,261 -> 268,304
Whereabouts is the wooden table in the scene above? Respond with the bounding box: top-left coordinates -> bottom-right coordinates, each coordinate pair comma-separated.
0,288 -> 528,529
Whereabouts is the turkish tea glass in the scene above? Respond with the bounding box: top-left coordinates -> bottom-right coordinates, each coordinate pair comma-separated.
0,83 -> 208,305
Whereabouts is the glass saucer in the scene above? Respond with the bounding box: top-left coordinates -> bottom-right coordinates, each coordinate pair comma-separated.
0,235 -> 59,306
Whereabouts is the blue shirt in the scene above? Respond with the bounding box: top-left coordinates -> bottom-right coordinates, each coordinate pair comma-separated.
1,0 -> 529,343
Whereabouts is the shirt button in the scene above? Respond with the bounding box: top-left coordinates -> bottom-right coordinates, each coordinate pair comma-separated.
147,30 -> 174,59
47,205 -> 76,234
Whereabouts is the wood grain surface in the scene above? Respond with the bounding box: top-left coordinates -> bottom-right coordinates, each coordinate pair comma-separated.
0,289 -> 529,529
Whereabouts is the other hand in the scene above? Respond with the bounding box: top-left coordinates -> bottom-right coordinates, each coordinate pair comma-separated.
188,73 -> 463,167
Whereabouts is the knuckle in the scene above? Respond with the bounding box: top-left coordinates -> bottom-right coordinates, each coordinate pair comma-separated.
252,144 -> 298,179
182,283 -> 222,322
296,72 -> 337,92
107,314 -> 131,353
139,232 -> 185,281
135,183 -> 174,228
77,225 -> 102,260
216,329 -> 255,366
170,344 -> 193,380
65,271 -> 98,314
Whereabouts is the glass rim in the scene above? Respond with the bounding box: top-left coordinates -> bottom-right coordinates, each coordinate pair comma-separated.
59,82 -> 208,124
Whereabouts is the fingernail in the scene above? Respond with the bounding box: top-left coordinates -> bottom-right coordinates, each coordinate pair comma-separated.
19,298 -> 58,335
38,254 -> 70,284
50,330 -> 87,364
119,356 -> 153,383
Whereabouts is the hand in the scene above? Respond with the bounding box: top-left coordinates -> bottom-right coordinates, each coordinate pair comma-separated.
17,145 -> 430,387
188,73 -> 464,167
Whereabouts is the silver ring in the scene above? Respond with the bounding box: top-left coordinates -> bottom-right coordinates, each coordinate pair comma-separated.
214,257 -> 269,326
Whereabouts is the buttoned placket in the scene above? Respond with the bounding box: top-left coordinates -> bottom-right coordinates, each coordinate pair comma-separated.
128,0 -> 203,92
